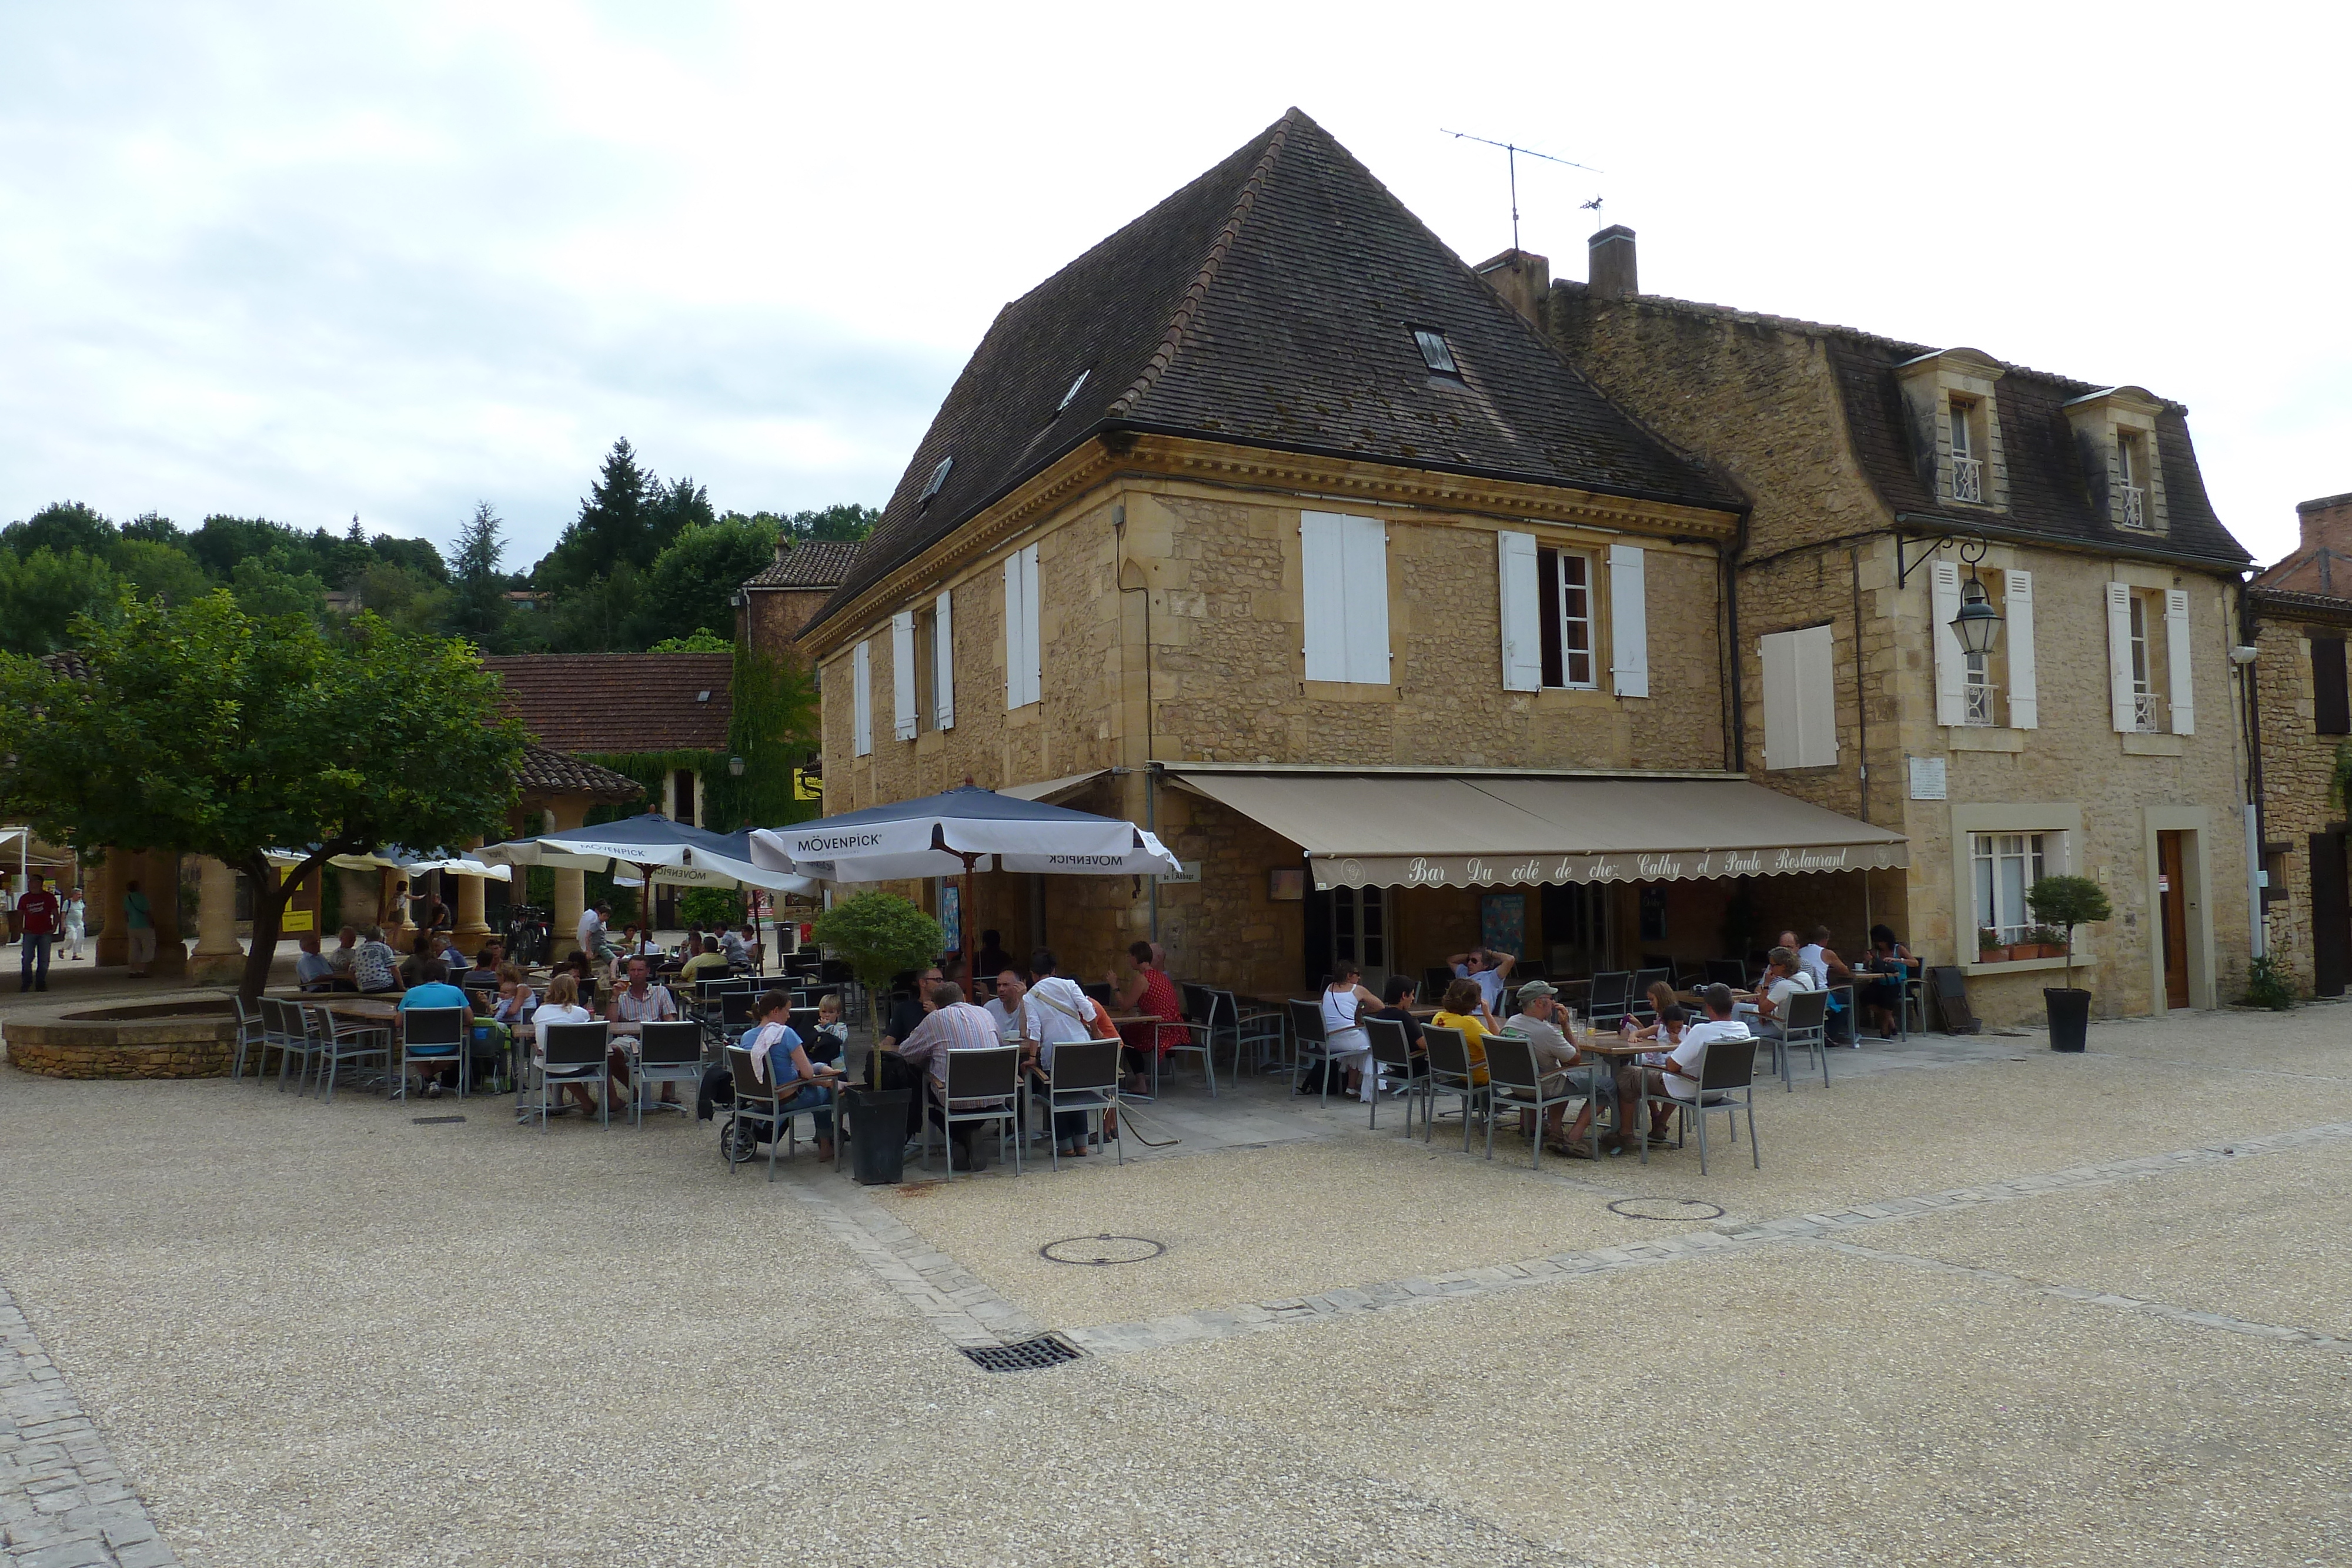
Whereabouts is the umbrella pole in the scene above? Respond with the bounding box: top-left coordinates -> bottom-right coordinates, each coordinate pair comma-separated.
962,852 -> 980,988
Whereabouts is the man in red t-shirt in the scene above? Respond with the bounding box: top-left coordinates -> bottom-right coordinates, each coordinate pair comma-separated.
17,878 -> 59,992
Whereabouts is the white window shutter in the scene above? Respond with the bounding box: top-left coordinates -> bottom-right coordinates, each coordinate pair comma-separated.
1930,560 -> 1964,727
1497,531 -> 1541,692
1607,544 -> 1649,697
891,611 -> 917,741
1759,630 -> 1798,770
2106,582 -> 2136,732
1004,549 -> 1040,710
933,589 -> 955,730
1341,516 -> 1390,684
2003,569 -> 2037,729
1299,511 -> 1348,681
852,641 -> 873,757
1003,554 -> 1023,710
2166,587 -> 2194,734
1019,544 -> 1041,708
1796,624 -> 1839,766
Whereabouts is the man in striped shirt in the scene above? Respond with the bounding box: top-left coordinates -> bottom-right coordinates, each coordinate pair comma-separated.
893,981 -> 1013,1171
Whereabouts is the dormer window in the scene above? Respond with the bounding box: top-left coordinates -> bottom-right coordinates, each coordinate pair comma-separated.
1897,347 -> 2007,513
2117,430 -> 2149,528
1412,328 -> 1460,377
1057,370 -> 1089,413
920,456 -> 952,506
1949,398 -> 1984,503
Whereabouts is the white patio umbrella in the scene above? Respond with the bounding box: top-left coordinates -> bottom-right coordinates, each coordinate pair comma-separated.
749,784 -> 1177,882
265,845 -> 514,881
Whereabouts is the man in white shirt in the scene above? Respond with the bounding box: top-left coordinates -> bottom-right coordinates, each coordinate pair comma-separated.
985,968 -> 1029,1044
1017,956 -> 1100,1158
1615,984 -> 1751,1152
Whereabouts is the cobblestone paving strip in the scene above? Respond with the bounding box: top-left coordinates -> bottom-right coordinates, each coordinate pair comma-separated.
777,1174 -> 1051,1350
0,1283 -> 178,1568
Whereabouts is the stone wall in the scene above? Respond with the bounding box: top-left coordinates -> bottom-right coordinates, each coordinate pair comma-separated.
2249,601 -> 2351,992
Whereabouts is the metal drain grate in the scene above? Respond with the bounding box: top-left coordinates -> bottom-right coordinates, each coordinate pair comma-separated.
410,1115 -> 466,1125
1040,1233 -> 1167,1266
1608,1197 -> 1723,1222
960,1335 -> 1085,1372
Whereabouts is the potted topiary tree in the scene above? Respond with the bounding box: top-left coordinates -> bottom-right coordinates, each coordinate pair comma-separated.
2025,875 -> 2113,1053
810,891 -> 946,1184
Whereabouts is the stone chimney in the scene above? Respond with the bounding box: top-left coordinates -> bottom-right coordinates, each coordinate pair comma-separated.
1588,224 -> 1638,300
1474,248 -> 1550,324
772,535 -> 793,566
2297,492 -> 2352,558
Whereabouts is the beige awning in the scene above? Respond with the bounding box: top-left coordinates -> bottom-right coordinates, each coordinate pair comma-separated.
999,770 -> 1110,805
1166,771 -> 1907,890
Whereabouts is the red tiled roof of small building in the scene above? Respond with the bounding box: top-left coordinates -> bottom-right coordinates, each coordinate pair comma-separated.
741,539 -> 860,590
480,654 -> 733,753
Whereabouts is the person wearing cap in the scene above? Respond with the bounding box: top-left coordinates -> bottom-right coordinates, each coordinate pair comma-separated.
1508,978 -> 1609,1158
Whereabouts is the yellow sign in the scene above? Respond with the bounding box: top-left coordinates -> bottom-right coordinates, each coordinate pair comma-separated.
278,864 -> 315,933
793,768 -> 823,803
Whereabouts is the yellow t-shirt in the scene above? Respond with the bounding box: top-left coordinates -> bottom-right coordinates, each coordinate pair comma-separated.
1432,1011 -> 1491,1085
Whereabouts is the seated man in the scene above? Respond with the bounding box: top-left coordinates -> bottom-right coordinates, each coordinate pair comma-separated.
1613,984 -> 1750,1153
396,959 -> 473,1099
294,933 -> 338,991
1448,947 -> 1517,1015
893,981 -> 1012,1171
326,925 -> 360,984
677,935 -> 732,988
1752,946 -> 1817,1043
1506,979 -> 1608,1158
607,955 -> 682,1109
352,926 -> 402,995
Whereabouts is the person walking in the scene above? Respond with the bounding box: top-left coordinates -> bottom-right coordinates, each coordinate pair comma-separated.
122,879 -> 155,978
63,888 -> 86,961
16,879 -> 59,992
1,882 -> 16,946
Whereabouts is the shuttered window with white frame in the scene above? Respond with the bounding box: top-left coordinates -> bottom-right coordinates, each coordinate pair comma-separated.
1930,559 -> 1966,726
1607,543 -> 1649,698
932,589 -> 955,730
2104,582 -> 2137,732
1496,530 -> 1542,692
891,610 -> 918,741
851,640 -> 873,757
2165,587 -> 2194,734
1300,511 -> 1390,684
2003,569 -> 2037,728
1760,624 -> 1838,769
1004,544 -> 1041,710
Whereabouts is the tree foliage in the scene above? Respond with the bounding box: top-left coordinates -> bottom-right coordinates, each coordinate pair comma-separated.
642,512 -> 778,641
811,892 -> 943,994
0,593 -> 526,998
0,549 -> 122,656
2025,875 -> 2114,991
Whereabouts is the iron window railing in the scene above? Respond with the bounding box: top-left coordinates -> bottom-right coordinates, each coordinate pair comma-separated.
1951,454 -> 1984,503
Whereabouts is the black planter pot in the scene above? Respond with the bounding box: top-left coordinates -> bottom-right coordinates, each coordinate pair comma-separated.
844,1086 -> 911,1185
2044,987 -> 2092,1052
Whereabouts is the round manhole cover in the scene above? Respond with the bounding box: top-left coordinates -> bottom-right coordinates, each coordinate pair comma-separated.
1040,1233 -> 1167,1266
1608,1198 -> 1725,1222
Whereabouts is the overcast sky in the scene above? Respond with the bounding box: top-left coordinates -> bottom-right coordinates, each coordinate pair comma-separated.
3,2 -> 2343,570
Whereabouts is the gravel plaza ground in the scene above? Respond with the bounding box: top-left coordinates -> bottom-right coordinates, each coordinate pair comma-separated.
2,973 -> 2349,1567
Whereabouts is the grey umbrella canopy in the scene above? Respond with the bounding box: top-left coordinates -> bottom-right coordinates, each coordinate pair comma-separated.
749,784 -> 1178,882
479,813 -> 812,894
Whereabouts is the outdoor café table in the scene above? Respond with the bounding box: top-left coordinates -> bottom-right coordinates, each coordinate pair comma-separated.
1572,1032 -> 1663,1144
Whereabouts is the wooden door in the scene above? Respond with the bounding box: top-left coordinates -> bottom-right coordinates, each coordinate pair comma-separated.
2157,831 -> 2190,1009
2311,831 -> 2350,998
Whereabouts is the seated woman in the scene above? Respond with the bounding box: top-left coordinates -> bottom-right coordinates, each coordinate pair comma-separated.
1370,973 -> 1428,1072
1857,924 -> 1913,1038
530,973 -> 611,1116
1431,977 -> 1498,1088
1106,940 -> 1187,1095
1624,979 -> 1681,1041
742,989 -> 841,1163
1315,961 -> 1384,1101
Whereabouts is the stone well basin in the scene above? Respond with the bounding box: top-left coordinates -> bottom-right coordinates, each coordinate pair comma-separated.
4,998 -> 239,1079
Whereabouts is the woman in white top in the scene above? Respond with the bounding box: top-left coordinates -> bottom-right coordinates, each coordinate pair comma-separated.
63,891 -> 86,961
530,973 -> 608,1115
1318,961 -> 1385,1102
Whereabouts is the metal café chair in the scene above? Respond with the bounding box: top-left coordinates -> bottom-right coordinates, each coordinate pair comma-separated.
1482,1031 -> 1591,1168
1586,971 -> 1635,1032
1703,959 -> 1750,989
302,1002 -> 391,1105
1284,999 -> 1341,1107
1209,988 -> 1283,1075
1774,987 -> 1832,1092
1362,1015 -> 1425,1137
397,1005 -> 470,1101
632,1020 -> 704,1125
1636,1034 -> 1760,1175
722,1045 -> 801,1180
1420,1024 -> 1488,1154
924,1044 -> 1021,1182
532,1021 -> 613,1130
263,998 -> 319,1094
1148,995 -> 1217,1100
1629,968 -> 1671,1022
229,995 -> 267,1082
1039,1038 -> 1122,1169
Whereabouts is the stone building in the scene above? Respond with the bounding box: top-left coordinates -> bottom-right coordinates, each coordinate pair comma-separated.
1544,228 -> 2257,1022
794,111 -> 1903,998
2245,491 -> 2352,994
737,538 -> 859,661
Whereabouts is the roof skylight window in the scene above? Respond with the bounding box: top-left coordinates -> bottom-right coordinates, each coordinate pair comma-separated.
920,456 -> 953,504
1057,369 -> 1090,412
1412,328 -> 1459,377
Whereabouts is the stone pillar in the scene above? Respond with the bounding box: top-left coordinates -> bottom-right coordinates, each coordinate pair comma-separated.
336,869 -> 380,933
93,854 -> 130,969
186,857 -> 246,987
453,844 -> 491,952
549,799 -> 587,961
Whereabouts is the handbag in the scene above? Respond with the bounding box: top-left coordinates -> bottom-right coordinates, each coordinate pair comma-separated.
1037,982 -> 1119,1041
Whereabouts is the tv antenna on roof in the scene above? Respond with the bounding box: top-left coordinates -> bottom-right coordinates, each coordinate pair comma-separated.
1581,195 -> 1605,230
1442,129 -> 1602,254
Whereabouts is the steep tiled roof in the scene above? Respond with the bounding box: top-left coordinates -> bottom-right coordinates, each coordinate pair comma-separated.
741,539 -> 861,590
481,654 -> 733,752
811,108 -> 1739,634
516,745 -> 644,800
1556,282 -> 2251,569
37,651 -> 91,681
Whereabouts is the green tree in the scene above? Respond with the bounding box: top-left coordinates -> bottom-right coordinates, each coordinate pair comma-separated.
0,549 -> 122,656
2025,875 -> 2114,991
648,629 -> 733,652
811,892 -> 943,997
108,539 -> 212,606
539,561 -> 649,653
189,514 -> 293,581
535,439 -> 656,590
784,503 -> 880,543
4,501 -> 115,559
0,593 -> 526,999
369,533 -> 449,584
447,501 -> 510,643
640,512 -> 777,643
352,563 -> 451,636
118,511 -> 184,547
229,557 -> 329,620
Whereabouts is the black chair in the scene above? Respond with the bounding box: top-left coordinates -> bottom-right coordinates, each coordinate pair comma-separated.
1629,968 -> 1671,1022
632,1020 -> 704,1125
1704,959 -> 1749,989
1421,966 -> 1454,1004
1285,998 -> 1343,1107
1037,1038 -> 1122,1169
1587,971 -> 1634,1031
1083,982 -> 1117,1008
1362,1015 -> 1425,1136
